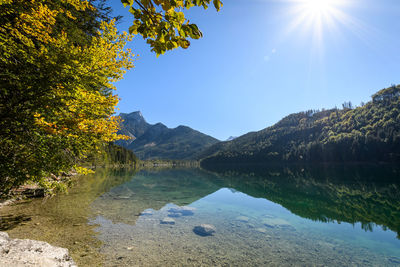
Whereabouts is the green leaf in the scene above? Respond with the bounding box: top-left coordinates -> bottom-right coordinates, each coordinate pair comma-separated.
213,0 -> 223,11
129,25 -> 138,35
121,0 -> 134,7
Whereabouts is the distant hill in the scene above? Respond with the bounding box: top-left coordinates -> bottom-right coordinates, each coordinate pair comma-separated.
200,85 -> 400,165
116,111 -> 219,160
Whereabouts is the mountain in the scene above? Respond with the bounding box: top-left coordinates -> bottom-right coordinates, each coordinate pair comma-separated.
116,111 -> 219,160
200,85 -> 400,165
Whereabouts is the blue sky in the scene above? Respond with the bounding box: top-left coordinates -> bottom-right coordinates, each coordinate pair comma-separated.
110,0 -> 400,140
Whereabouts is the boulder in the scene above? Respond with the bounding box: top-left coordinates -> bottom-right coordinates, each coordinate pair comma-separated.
0,232 -> 76,267
193,224 -> 216,236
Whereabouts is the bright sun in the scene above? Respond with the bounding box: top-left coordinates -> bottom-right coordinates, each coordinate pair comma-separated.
288,0 -> 350,36
303,0 -> 334,15
282,0 -> 354,56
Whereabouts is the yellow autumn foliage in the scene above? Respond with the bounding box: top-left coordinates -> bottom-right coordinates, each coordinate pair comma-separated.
0,0 -> 135,193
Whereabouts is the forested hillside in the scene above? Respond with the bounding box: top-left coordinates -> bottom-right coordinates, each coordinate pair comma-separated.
201,85 -> 400,165
84,143 -> 137,167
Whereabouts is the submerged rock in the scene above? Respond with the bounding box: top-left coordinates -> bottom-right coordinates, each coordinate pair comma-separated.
388,257 -> 400,264
235,216 -> 250,223
160,217 -> 175,225
262,218 -> 292,229
193,224 -> 216,236
0,232 -> 76,267
167,213 -> 181,218
168,206 -> 196,216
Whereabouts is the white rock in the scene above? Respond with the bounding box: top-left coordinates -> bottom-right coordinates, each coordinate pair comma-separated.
0,232 -> 76,267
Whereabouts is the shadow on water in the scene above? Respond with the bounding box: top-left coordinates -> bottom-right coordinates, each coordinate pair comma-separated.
0,215 -> 32,231
0,168 -> 137,266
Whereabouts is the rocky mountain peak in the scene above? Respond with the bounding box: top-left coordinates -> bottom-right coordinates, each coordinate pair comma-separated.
121,111 -> 145,122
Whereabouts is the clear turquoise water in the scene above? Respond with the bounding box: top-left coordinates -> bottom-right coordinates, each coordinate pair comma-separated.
2,165 -> 400,266
88,166 -> 400,266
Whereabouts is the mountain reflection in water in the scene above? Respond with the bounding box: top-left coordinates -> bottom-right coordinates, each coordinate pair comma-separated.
94,165 -> 400,238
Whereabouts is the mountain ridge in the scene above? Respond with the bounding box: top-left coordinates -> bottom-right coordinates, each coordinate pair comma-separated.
116,111 -> 219,160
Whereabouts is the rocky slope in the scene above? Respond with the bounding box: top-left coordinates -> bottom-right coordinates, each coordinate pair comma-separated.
116,111 -> 219,160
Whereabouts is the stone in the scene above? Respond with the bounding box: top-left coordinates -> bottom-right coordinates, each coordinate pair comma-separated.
193,224 -> 216,236
388,257 -> 400,264
168,206 -> 196,216
262,218 -> 292,229
0,231 -> 76,267
160,217 -> 175,225
0,232 -> 10,246
235,216 -> 249,223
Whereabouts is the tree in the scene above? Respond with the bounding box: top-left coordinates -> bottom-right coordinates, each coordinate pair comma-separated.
0,0 -> 134,194
342,101 -> 353,110
0,0 -> 221,195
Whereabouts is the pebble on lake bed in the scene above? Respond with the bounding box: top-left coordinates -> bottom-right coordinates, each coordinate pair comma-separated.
193,224 -> 216,236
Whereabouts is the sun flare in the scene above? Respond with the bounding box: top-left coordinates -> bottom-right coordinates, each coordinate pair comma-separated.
279,0 -> 358,61
303,0 -> 334,15
286,0 -> 352,42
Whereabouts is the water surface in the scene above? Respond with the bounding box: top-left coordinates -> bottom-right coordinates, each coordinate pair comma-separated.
1,165 -> 399,266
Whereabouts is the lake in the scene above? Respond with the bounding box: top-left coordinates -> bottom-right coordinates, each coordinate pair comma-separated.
1,165 -> 399,266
